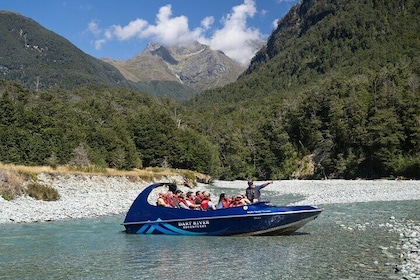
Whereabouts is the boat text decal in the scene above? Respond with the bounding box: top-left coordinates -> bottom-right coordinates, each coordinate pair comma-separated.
246,210 -> 272,214
178,220 -> 210,229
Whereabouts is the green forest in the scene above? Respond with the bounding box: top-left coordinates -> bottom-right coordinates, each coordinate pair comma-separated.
1,0 -> 419,180
181,0 -> 420,180
0,82 -> 220,175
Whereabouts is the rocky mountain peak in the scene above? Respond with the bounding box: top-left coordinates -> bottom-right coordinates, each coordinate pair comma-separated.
106,41 -> 246,93
149,44 -> 178,65
146,42 -> 161,51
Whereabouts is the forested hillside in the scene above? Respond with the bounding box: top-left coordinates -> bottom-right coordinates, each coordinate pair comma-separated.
0,11 -> 130,91
0,81 -> 220,175
181,0 -> 420,179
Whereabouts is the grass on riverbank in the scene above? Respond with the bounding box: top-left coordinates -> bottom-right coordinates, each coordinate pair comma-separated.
0,162 -> 208,201
26,183 -> 60,201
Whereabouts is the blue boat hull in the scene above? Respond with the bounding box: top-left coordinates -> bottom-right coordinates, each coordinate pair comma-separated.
123,183 -> 322,236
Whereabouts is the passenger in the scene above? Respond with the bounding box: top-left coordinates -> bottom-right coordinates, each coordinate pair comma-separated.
172,190 -> 183,208
156,192 -> 170,207
245,180 -> 273,203
239,194 -> 251,205
194,191 -> 204,204
185,191 -> 201,210
177,193 -> 190,210
217,193 -> 231,209
229,195 -> 245,207
165,191 -> 177,208
200,192 -> 216,210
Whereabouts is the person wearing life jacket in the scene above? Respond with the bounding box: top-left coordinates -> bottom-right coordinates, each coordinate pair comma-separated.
229,195 -> 245,207
156,192 -> 170,207
200,192 -> 216,210
245,180 -> 273,203
177,192 -> 190,209
217,193 -> 231,209
164,191 -> 177,208
239,194 -> 251,205
194,191 -> 204,204
185,191 -> 201,210
172,190 -> 184,208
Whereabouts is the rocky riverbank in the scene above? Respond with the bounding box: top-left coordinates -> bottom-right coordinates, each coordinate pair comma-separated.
384,218 -> 419,280
0,173 -> 191,224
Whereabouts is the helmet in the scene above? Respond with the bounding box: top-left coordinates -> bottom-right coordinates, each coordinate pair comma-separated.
247,181 -> 253,185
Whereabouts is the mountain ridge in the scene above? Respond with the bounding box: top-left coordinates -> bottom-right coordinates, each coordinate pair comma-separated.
0,11 -> 244,100
103,41 -> 246,93
0,10 -> 128,91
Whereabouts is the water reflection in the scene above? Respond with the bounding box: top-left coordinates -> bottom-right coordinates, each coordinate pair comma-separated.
119,233 -> 306,279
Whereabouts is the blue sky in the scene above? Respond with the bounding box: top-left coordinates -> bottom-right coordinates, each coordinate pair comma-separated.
2,0 -> 299,66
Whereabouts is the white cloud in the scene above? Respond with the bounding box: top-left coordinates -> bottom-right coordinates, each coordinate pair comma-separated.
260,9 -> 268,17
201,16 -> 214,30
272,18 -> 279,29
141,5 -> 196,45
207,0 -> 264,65
88,20 -> 101,37
92,38 -> 106,50
110,18 -> 148,41
89,0 -> 265,66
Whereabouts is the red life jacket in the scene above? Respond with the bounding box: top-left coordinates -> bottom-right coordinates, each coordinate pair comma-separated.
179,198 -> 189,209
221,198 -> 230,208
229,199 -> 243,207
195,197 -> 203,204
165,195 -> 176,208
201,198 -> 209,210
186,197 -> 197,209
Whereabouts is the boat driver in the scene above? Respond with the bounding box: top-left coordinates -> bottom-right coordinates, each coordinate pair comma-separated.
245,180 -> 273,203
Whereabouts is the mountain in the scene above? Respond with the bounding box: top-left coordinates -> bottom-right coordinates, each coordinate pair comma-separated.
182,0 -> 420,180
0,11 -> 130,91
0,11 -> 243,101
103,41 -> 246,93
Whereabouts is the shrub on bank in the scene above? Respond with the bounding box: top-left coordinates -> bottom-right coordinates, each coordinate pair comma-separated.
0,170 -> 25,200
26,183 -> 60,201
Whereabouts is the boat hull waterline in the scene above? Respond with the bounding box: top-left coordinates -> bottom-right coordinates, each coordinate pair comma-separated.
123,183 -> 322,236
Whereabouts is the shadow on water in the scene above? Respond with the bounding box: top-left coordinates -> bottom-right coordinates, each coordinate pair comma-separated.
282,231 -> 310,236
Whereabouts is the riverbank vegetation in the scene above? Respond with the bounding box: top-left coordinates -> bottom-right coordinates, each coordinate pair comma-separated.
0,162 -> 205,200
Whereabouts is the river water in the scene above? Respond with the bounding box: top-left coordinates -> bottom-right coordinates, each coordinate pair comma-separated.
0,186 -> 418,280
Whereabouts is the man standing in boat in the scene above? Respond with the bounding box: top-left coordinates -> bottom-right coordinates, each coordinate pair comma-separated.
245,181 -> 273,203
